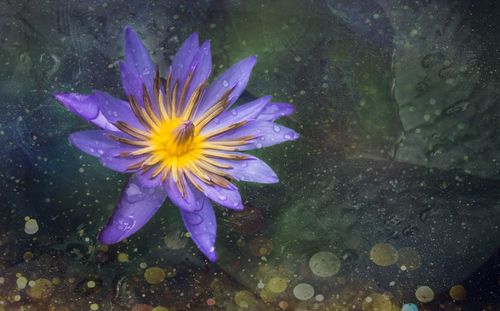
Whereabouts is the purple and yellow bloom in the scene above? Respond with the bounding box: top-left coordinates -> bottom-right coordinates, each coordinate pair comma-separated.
55,26 -> 298,262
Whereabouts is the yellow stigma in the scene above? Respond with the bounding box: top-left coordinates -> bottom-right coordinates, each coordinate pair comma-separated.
148,118 -> 203,167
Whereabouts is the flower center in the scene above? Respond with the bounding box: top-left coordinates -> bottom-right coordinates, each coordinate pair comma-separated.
149,117 -> 204,167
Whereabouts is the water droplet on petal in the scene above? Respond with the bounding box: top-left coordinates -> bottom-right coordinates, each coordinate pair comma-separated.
231,109 -> 238,116
273,125 -> 281,133
222,80 -> 229,87
218,195 -> 227,201
256,143 -> 263,149
284,134 -> 291,140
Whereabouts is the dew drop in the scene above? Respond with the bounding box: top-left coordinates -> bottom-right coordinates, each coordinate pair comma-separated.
284,134 -> 291,140
222,80 -> 229,87
231,109 -> 238,116
218,195 -> 227,201
273,125 -> 281,132
256,143 -> 263,149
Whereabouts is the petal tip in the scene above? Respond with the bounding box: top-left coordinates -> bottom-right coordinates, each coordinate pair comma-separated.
98,227 -> 122,245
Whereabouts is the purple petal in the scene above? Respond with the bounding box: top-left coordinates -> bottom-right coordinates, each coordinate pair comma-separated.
216,154 -> 279,184
194,56 -> 257,119
178,193 -> 217,262
210,120 -> 299,151
190,174 -> 243,210
165,175 -> 205,212
99,148 -> 146,172
201,96 -> 271,134
121,26 -> 155,102
69,130 -> 145,173
99,176 -> 166,245
55,91 -> 143,131
135,166 -> 163,188
182,40 -> 211,108
68,130 -> 120,157
169,35 -> 212,112
256,102 -> 295,121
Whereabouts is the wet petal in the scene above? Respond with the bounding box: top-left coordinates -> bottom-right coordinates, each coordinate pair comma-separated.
201,96 -> 271,134
99,148 -> 146,173
135,166 -> 163,188
121,26 -> 155,101
55,91 -> 143,131
99,176 -> 166,244
182,40 -> 212,109
178,193 -> 217,262
256,102 -> 295,121
171,33 -> 199,86
68,130 -> 120,157
194,56 -> 257,119
210,120 -> 299,150
216,154 -> 278,184
165,175 -> 205,212
190,174 -> 243,210
69,130 -> 144,172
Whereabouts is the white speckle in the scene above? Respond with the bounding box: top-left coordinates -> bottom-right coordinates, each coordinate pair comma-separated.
24,218 -> 39,235
315,294 -> 324,302
257,281 -> 264,289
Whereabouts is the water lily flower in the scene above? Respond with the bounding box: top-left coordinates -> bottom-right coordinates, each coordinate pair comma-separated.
55,26 -> 298,262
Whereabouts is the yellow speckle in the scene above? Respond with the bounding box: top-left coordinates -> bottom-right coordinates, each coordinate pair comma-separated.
13,294 -> 21,302
267,277 -> 288,294
152,307 -> 169,311
117,252 -> 129,262
416,285 -> 434,303
449,284 -> 466,301
185,232 -> 191,238
17,276 -> 28,289
396,247 -> 421,271
234,290 -> 257,308
24,218 -> 39,235
51,277 -> 62,285
26,278 -> 53,301
309,251 -> 341,277
90,303 -> 99,310
23,251 -> 33,262
144,267 -> 166,285
370,243 -> 399,267
99,245 -> 109,252
87,280 -> 96,288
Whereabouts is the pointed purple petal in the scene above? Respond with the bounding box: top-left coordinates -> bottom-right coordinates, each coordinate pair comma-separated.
182,40 -> 211,108
210,120 -> 299,151
171,33 -> 199,83
69,130 -> 145,173
201,96 -> 271,134
256,102 -> 295,121
194,56 -> 257,119
190,174 -> 243,210
120,26 -> 155,102
135,166 -> 163,188
99,177 -> 166,245
178,188 -> 217,262
165,175 -> 204,212
99,148 -> 146,172
68,130 -> 120,157
216,154 -> 279,184
55,91 -> 144,131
